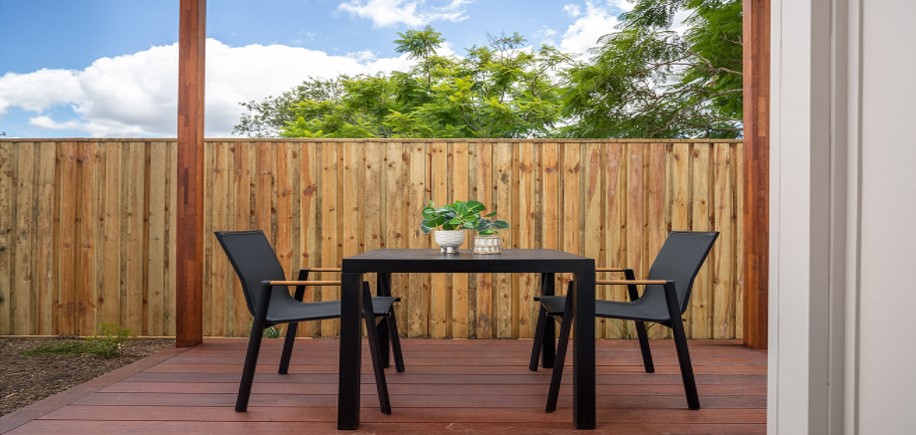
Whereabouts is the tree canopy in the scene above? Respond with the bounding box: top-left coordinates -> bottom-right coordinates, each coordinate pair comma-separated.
234,1 -> 743,139
560,0 -> 743,138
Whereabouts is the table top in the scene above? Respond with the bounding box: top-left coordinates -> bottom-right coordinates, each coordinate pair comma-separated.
342,248 -> 594,274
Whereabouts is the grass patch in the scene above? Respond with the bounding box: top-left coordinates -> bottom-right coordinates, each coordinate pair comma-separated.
20,323 -> 132,359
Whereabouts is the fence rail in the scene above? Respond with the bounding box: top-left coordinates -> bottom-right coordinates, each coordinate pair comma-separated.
0,139 -> 743,339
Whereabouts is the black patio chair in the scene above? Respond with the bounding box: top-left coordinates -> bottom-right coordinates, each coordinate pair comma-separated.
530,231 -> 718,412
215,230 -> 405,414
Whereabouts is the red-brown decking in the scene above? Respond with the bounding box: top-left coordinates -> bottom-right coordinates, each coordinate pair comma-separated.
1,339 -> 766,434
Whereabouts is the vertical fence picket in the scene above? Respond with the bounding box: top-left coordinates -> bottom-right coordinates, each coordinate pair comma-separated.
494,142 -> 514,338
383,141 -> 408,335
429,141 -> 449,338
516,141 -> 538,337
690,143 -> 713,338
13,142 -> 35,334
450,141 -> 470,338
473,141 -> 494,338
58,141 -> 79,335
36,142 -> 56,334
0,141 -> 13,334
319,141 -> 340,336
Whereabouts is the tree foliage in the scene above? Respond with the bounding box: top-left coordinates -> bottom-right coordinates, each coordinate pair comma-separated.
559,0 -> 743,138
233,78 -> 342,137
235,1 -> 743,139
235,28 -> 571,139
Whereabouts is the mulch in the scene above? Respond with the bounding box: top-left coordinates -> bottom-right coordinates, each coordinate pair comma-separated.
0,337 -> 173,416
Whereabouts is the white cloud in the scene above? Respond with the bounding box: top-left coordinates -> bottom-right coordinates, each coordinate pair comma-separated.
563,4 -> 581,18
610,0 -> 634,13
28,116 -> 80,130
339,0 -> 473,28
0,69 -> 83,114
557,1 -> 687,55
0,39 -> 414,137
560,1 -> 621,55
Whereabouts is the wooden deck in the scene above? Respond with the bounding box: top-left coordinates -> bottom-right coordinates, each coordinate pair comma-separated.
1,338 -> 766,434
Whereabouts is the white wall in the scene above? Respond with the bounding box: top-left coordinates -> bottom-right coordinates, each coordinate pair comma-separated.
770,0 -> 916,433
857,1 -> 916,432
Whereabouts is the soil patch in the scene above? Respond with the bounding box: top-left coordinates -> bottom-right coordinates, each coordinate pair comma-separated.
0,337 -> 173,416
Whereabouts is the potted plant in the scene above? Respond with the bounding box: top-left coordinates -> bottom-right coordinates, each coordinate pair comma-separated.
473,214 -> 509,254
420,200 -> 486,254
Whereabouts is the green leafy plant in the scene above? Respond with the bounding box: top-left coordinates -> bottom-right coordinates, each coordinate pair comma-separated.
476,216 -> 509,235
263,325 -> 284,339
420,200 -> 486,233
87,323 -> 132,358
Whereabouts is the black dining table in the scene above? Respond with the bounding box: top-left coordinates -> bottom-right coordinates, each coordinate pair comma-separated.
337,248 -> 596,430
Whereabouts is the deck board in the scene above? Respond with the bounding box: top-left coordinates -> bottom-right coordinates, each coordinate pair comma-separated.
1,339 -> 766,434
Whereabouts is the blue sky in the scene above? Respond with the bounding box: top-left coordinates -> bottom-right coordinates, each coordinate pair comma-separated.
0,0 -> 631,138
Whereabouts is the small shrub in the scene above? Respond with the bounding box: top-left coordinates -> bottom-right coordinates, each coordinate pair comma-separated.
87,323 -> 132,358
263,325 -> 284,339
21,341 -> 89,356
20,323 -> 132,359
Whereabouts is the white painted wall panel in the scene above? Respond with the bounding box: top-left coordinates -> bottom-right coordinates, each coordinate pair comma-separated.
858,1 -> 916,432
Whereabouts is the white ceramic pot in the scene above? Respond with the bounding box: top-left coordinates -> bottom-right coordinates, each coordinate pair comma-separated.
473,235 -> 502,254
433,230 -> 465,254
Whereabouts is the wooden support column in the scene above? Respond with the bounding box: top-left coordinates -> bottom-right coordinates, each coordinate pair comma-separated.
742,0 -> 769,349
176,0 -> 206,347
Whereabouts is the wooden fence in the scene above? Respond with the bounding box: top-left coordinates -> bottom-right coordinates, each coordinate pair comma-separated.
0,139 -> 743,339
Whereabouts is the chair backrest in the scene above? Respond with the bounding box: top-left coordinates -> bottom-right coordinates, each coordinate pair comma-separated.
214,230 -> 290,316
646,231 -> 719,314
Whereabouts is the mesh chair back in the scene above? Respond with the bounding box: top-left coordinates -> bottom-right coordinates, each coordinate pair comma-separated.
645,231 -> 719,314
215,230 -> 292,316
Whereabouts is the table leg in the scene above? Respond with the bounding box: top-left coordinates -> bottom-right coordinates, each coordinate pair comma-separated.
338,272 -> 362,430
541,273 -> 556,368
376,273 -> 392,368
573,269 -> 596,430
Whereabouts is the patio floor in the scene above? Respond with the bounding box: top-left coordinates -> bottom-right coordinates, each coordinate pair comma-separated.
0,338 -> 766,434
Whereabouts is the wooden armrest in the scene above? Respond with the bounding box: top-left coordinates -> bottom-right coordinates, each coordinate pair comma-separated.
266,280 -> 341,287
304,267 -> 341,273
596,279 -> 669,286
595,267 -> 629,273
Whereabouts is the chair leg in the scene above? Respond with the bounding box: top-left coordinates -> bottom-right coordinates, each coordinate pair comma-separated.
362,282 -> 391,415
280,273 -> 309,374
663,282 -> 700,410
633,321 -> 655,373
278,321 -> 299,374
387,308 -> 406,373
529,305 -> 548,371
376,274 -> 392,369
546,283 -> 575,413
541,273 -> 556,368
236,287 -> 271,412
671,320 -> 699,409
377,318 -> 390,369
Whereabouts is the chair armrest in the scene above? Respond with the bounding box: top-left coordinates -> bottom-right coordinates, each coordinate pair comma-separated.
300,267 -> 341,273
596,279 -> 670,286
265,280 -> 341,287
595,267 -> 632,273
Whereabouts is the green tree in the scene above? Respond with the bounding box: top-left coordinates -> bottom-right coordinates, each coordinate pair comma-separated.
281,74 -> 401,138
560,0 -> 743,138
246,28 -> 570,139
233,77 -> 342,137
394,25 -> 447,87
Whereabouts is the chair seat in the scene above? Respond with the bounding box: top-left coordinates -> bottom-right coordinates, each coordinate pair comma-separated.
267,296 -> 401,324
536,295 -> 670,323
